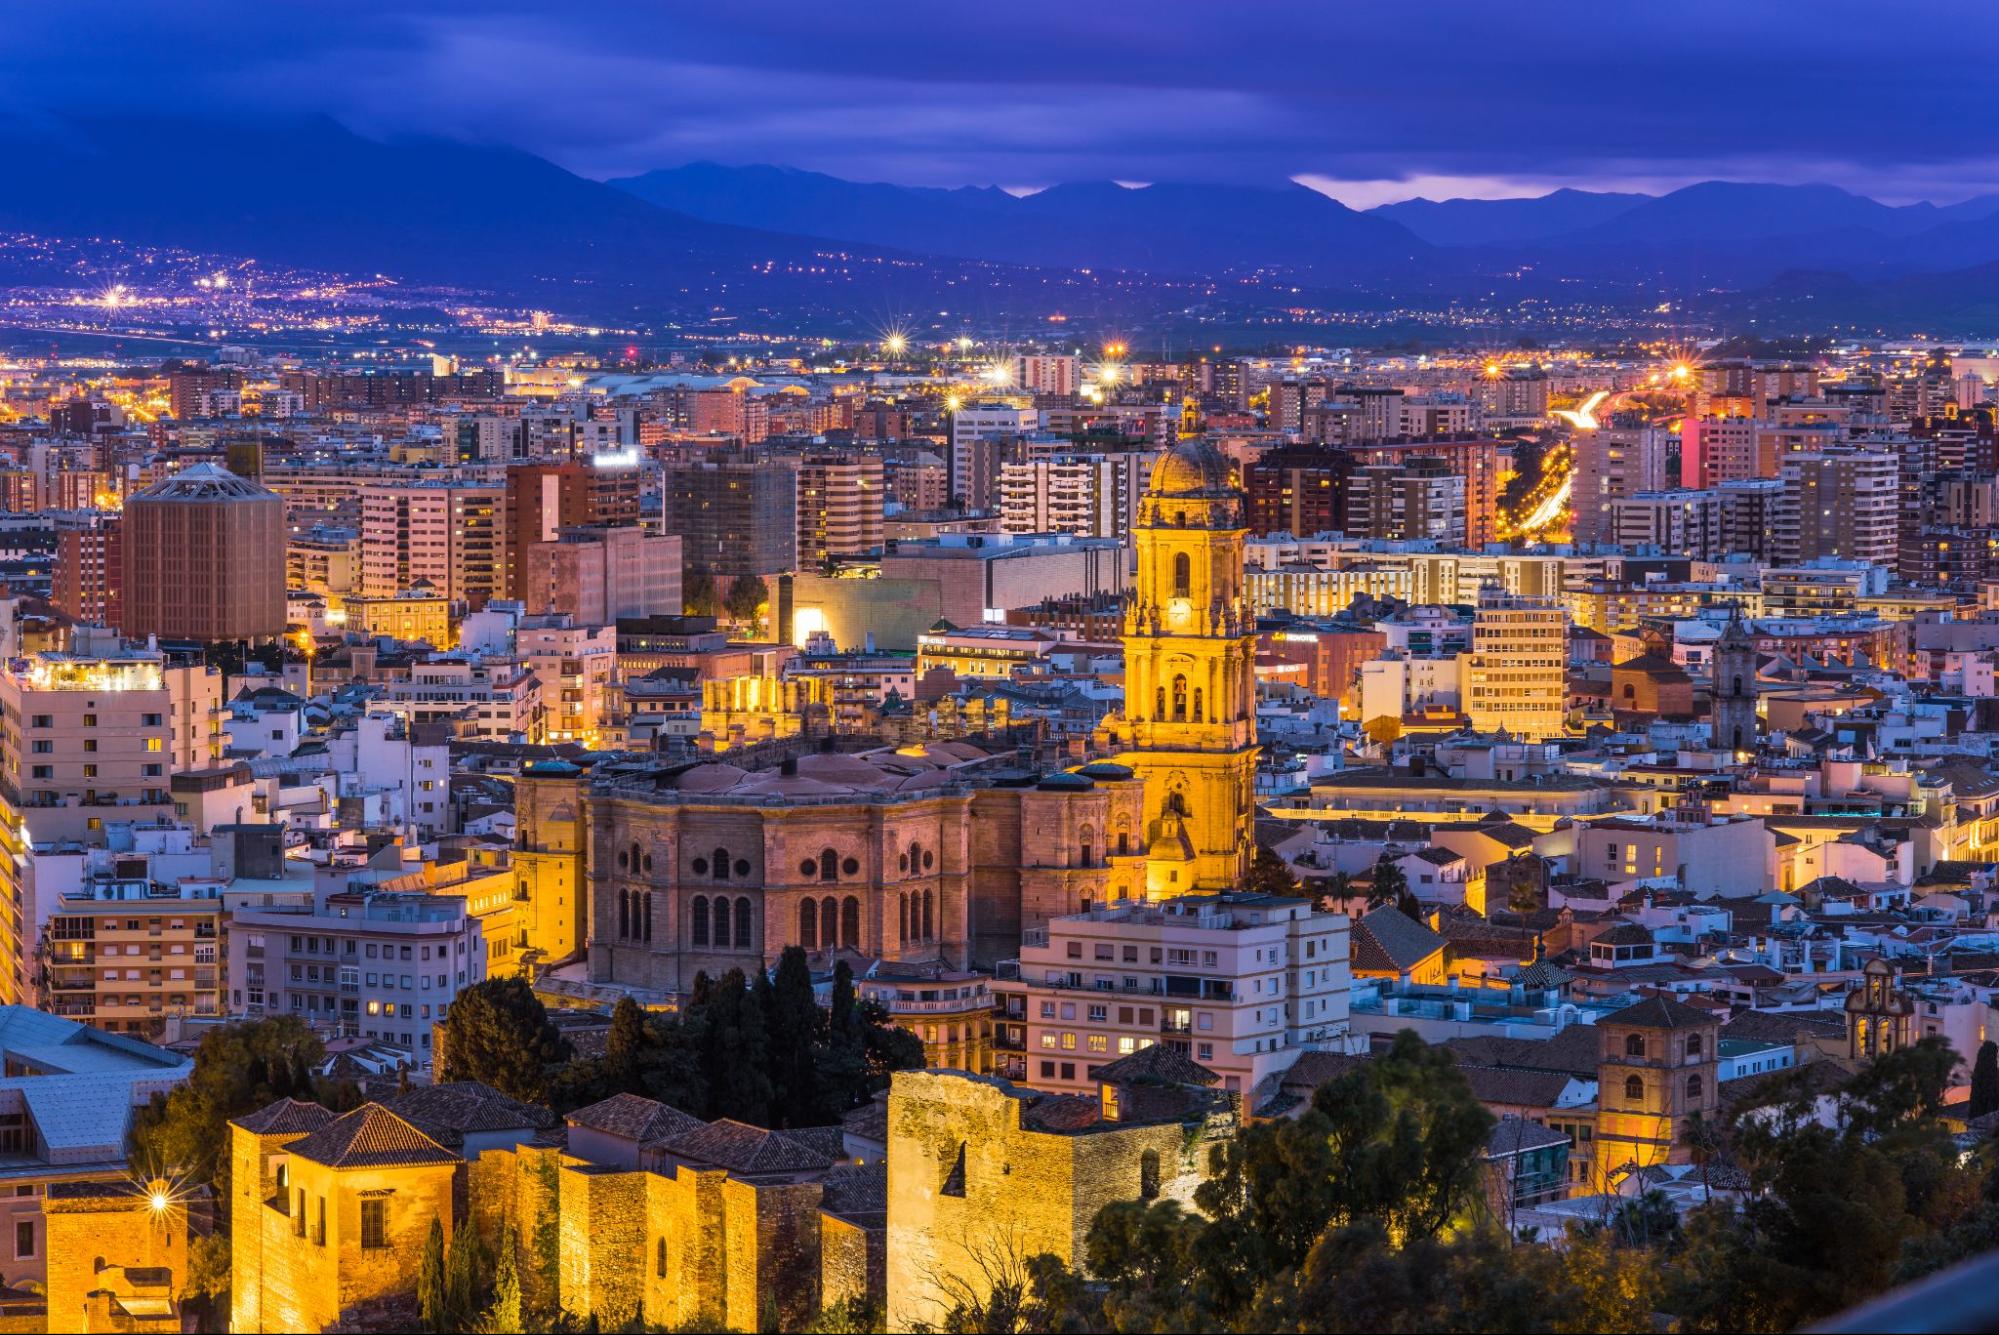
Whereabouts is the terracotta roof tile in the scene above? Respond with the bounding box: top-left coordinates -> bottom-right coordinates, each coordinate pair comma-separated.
231,1097 -> 336,1137
569,1091 -> 705,1145
287,1104 -> 457,1169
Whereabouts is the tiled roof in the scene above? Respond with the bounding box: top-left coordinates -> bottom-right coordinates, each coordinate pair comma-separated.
232,1097 -> 337,1138
1457,1064 -> 1582,1109
1444,1025 -> 1603,1079
840,1098 -> 888,1146
1094,1043 -> 1220,1088
1604,994 -> 1720,1032
380,1083 -> 555,1146
657,1119 -> 835,1176
819,1162 -> 886,1219
1351,906 -> 1446,972
287,1104 -> 458,1169
1020,1094 -> 1102,1132
1720,1009 -> 1844,1042
570,1091 -> 705,1145
1594,923 -> 1656,947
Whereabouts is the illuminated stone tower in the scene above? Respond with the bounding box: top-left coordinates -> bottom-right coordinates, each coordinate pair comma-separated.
1710,608 -> 1758,754
1106,439 -> 1259,895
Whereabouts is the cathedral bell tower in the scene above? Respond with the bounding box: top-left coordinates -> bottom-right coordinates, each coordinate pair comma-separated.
1103,439 -> 1259,895
1710,608 -> 1758,755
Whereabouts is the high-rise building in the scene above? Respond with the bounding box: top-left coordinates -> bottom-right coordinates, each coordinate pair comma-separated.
1244,445 -> 1350,536
519,525 -> 683,624
1343,438 -> 1502,546
1012,355 -> 1079,397
794,452 -> 886,564
997,454 -> 1149,539
504,458 -> 645,596
1573,424 -> 1673,544
165,361 -> 244,420
661,453 -> 797,579
1105,440 -> 1258,895
1772,449 -> 1898,566
52,515 -> 121,627
120,462 -> 285,643
1459,585 -> 1567,739
357,481 -> 508,606
1612,489 -> 1726,559
948,404 -> 1035,509
1346,458 -> 1465,542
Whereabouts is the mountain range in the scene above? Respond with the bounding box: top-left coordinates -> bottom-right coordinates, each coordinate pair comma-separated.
12,115 -> 1999,334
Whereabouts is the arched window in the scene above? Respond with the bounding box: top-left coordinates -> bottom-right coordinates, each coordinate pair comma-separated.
1079,826 -> 1094,868
712,847 -> 731,882
820,847 -> 839,882
1116,826 -> 1130,855
1686,1073 -> 1704,1101
1140,1149 -> 1161,1200
800,899 -> 818,950
842,896 -> 860,949
642,892 -> 653,943
1624,1075 -> 1644,1103
617,888 -> 630,940
691,896 -> 709,947
1172,674 -> 1188,722
1686,1032 -> 1704,1057
1172,552 -> 1191,597
898,893 -> 909,944
713,897 -> 732,948
1732,675 -> 1744,697
1624,1033 -> 1645,1058
735,897 -> 753,949
630,841 -> 642,872
821,897 -> 838,949
1192,687 -> 1204,723
922,889 -> 935,942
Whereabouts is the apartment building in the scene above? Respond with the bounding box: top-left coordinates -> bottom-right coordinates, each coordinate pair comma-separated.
357,481 -> 508,606
992,892 -> 1353,1098
1460,586 -> 1568,739
795,452 -> 886,564
41,869 -> 225,1038
997,454 -> 1149,539
228,891 -> 486,1056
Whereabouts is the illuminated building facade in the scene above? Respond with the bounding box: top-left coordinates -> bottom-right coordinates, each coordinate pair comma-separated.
1459,586 -> 1568,740
120,462 -> 285,643
1104,440 -> 1259,896
1592,996 -> 1719,1175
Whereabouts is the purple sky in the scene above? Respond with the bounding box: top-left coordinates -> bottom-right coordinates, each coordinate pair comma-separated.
12,0 -> 1999,205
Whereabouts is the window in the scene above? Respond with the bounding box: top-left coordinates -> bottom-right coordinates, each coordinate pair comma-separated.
1172,551 -> 1191,597
1686,1033 -> 1704,1057
1686,1074 -> 1704,1100
737,896 -> 754,949
691,897 -> 709,947
1624,1075 -> 1644,1103
13,1220 -> 31,1260
360,1198 -> 387,1249
1624,1033 -> 1645,1058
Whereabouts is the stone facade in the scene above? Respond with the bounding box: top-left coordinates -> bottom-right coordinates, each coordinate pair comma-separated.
227,1085 -> 886,1333
570,748 -> 1148,993
43,1182 -> 188,1334
885,1068 -> 1232,1331
1593,996 -> 1721,1176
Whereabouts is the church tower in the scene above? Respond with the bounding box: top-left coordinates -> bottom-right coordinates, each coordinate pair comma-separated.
1710,609 -> 1758,754
1105,439 -> 1259,895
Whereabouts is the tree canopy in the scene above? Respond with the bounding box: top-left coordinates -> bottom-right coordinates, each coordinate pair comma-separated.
435,977 -> 570,1105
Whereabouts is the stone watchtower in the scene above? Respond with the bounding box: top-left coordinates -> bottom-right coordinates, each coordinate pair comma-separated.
1592,995 -> 1721,1184
1709,610 -> 1758,754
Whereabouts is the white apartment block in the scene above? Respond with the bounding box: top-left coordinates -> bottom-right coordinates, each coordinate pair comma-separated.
1460,585 -> 1568,739
993,892 -> 1353,1098
997,454 -> 1150,539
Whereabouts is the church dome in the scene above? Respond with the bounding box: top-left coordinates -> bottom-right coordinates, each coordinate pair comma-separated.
1148,440 -> 1236,496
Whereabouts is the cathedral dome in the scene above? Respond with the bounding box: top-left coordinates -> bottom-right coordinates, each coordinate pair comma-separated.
1148,439 -> 1236,496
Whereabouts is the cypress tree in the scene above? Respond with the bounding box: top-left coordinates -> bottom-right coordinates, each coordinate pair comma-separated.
418,1215 -> 447,1333
1973,1040 -> 1999,1120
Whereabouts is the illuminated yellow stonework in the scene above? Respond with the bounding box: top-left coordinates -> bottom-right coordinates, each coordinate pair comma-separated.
1100,441 -> 1259,895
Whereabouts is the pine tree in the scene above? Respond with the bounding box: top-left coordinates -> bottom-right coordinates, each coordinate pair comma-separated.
606,996 -> 647,1090
418,1216 -> 448,1333
767,947 -> 825,1126
445,1223 -> 484,1332
1973,1041 -> 1999,1120
488,1225 -> 524,1334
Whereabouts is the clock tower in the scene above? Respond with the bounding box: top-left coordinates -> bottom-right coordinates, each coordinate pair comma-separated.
1102,439 -> 1259,896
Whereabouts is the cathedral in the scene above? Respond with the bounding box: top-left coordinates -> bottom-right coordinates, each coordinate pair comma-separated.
515,440 -> 1260,998
1099,437 -> 1260,896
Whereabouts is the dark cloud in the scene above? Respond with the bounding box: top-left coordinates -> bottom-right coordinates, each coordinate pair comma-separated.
8,1 -> 1999,202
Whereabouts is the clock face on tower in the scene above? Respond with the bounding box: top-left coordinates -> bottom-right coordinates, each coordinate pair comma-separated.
1166,597 -> 1192,629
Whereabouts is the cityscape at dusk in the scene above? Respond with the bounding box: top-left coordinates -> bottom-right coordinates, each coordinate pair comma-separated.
8,5 -> 1999,1334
